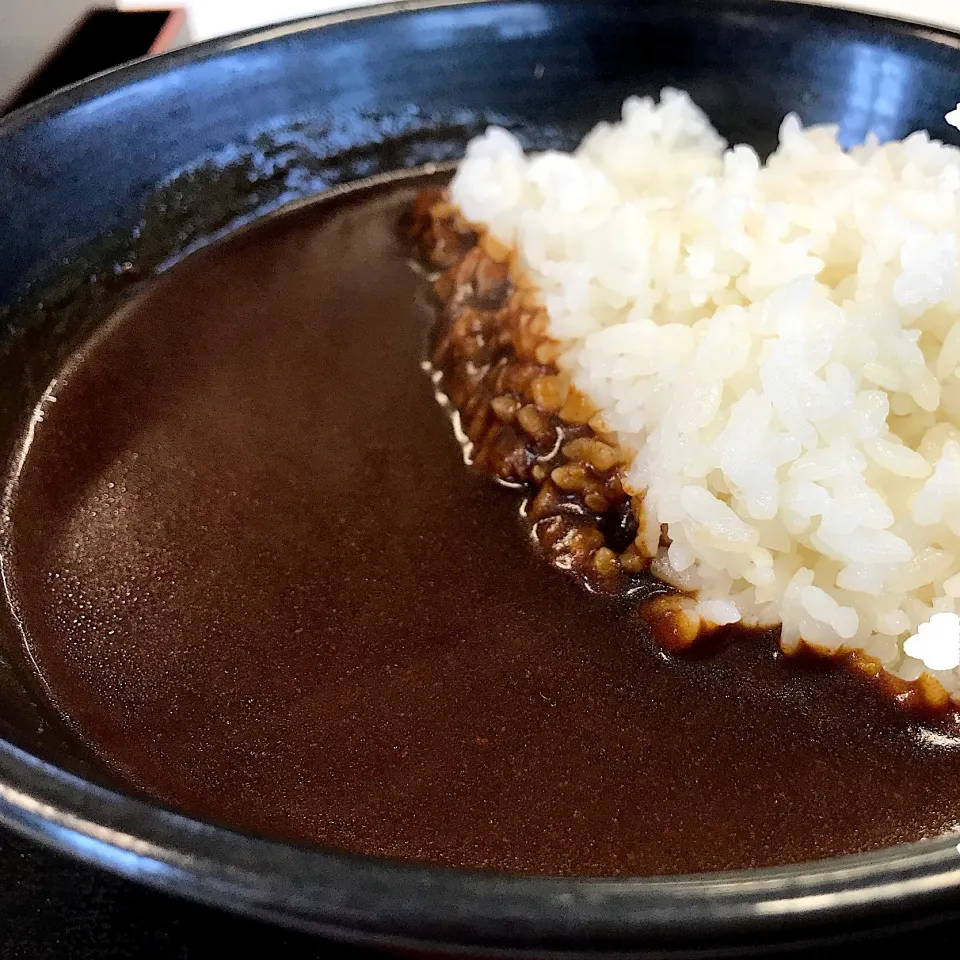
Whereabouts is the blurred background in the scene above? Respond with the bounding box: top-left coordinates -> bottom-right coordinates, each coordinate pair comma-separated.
3,1 -> 960,115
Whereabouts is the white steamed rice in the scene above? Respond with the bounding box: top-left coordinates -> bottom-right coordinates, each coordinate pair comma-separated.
450,89 -> 960,700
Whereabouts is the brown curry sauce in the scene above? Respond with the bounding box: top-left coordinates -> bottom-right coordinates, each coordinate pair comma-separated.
3,177 -> 960,876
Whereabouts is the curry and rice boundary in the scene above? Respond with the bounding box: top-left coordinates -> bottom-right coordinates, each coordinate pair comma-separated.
409,187 -> 956,713
430,89 -> 960,707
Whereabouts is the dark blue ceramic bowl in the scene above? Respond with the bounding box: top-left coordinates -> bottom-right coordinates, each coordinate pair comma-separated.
0,1 -> 959,955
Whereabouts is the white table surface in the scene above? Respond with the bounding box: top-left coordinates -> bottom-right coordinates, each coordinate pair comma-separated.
118,0 -> 960,41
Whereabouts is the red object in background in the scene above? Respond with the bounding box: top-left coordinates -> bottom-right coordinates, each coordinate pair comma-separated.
2,7 -> 188,115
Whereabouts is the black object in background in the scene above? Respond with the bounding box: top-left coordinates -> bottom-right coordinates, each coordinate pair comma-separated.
0,830 -> 370,960
3,9 -> 176,115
